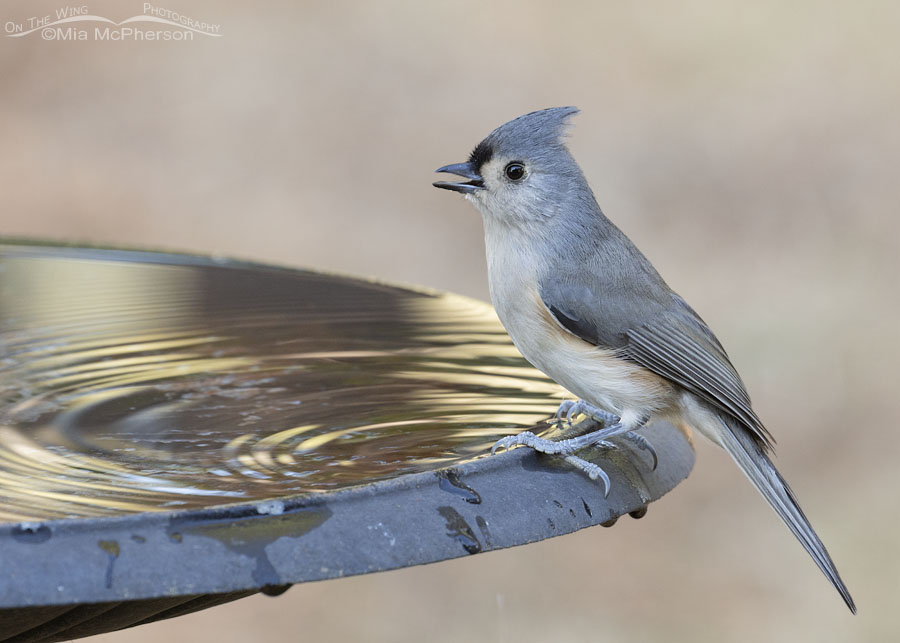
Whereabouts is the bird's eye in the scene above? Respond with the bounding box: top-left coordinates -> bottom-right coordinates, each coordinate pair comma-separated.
504,162 -> 526,181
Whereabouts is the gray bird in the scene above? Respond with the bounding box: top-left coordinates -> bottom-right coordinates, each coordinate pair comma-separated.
433,107 -> 855,613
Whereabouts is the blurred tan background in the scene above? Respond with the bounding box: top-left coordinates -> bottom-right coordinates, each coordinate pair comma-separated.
2,0 -> 898,641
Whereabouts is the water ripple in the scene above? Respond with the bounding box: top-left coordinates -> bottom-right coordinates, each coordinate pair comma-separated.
0,246 -> 566,521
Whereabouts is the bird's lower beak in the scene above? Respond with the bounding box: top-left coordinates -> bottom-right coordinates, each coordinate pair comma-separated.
433,162 -> 484,194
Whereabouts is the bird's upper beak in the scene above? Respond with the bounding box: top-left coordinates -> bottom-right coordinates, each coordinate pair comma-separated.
432,162 -> 484,194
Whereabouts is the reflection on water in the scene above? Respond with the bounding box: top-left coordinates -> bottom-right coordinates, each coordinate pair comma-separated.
0,245 -> 566,521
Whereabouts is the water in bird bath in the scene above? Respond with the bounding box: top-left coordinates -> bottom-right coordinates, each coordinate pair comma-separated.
0,245 -> 566,521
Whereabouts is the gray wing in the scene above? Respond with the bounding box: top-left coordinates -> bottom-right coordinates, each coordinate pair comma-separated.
539,276 -> 774,450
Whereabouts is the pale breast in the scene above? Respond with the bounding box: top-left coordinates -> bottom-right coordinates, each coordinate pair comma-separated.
485,232 -> 675,419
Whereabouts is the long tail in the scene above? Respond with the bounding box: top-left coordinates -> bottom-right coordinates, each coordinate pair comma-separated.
715,416 -> 856,613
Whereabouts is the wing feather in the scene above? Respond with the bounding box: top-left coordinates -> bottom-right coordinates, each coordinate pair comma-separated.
623,321 -> 774,448
539,277 -> 775,450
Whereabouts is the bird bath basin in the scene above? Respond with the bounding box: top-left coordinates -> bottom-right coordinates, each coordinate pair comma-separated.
0,242 -> 694,641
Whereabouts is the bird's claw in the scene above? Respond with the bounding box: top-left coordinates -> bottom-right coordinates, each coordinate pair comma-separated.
552,399 -> 620,428
490,433 -> 525,455
553,400 -> 578,426
491,431 -> 570,455
621,431 -> 658,471
563,455 -> 611,497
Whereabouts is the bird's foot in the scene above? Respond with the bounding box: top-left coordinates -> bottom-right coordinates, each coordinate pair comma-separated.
554,421 -> 658,470
490,414 -> 656,492
553,399 -> 619,428
490,424 -> 625,497
487,431 -> 616,497
490,431 -> 585,456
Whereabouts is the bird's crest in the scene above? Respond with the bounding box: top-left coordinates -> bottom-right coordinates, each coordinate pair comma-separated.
472,107 -> 579,169
490,106 -> 578,149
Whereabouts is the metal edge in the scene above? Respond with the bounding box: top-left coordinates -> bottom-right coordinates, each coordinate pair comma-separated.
0,420 -> 693,609
0,241 -> 464,304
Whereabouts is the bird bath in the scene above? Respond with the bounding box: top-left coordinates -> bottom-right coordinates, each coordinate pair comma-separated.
0,242 -> 694,641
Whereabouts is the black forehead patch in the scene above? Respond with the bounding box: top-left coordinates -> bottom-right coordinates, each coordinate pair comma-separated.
468,139 -> 494,170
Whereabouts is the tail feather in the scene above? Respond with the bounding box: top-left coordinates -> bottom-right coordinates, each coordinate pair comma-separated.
716,417 -> 856,613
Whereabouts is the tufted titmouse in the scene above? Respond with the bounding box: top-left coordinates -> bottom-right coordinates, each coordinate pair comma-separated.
433,107 -> 855,612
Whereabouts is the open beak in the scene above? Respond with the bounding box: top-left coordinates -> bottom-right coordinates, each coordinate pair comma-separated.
433,162 -> 484,194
